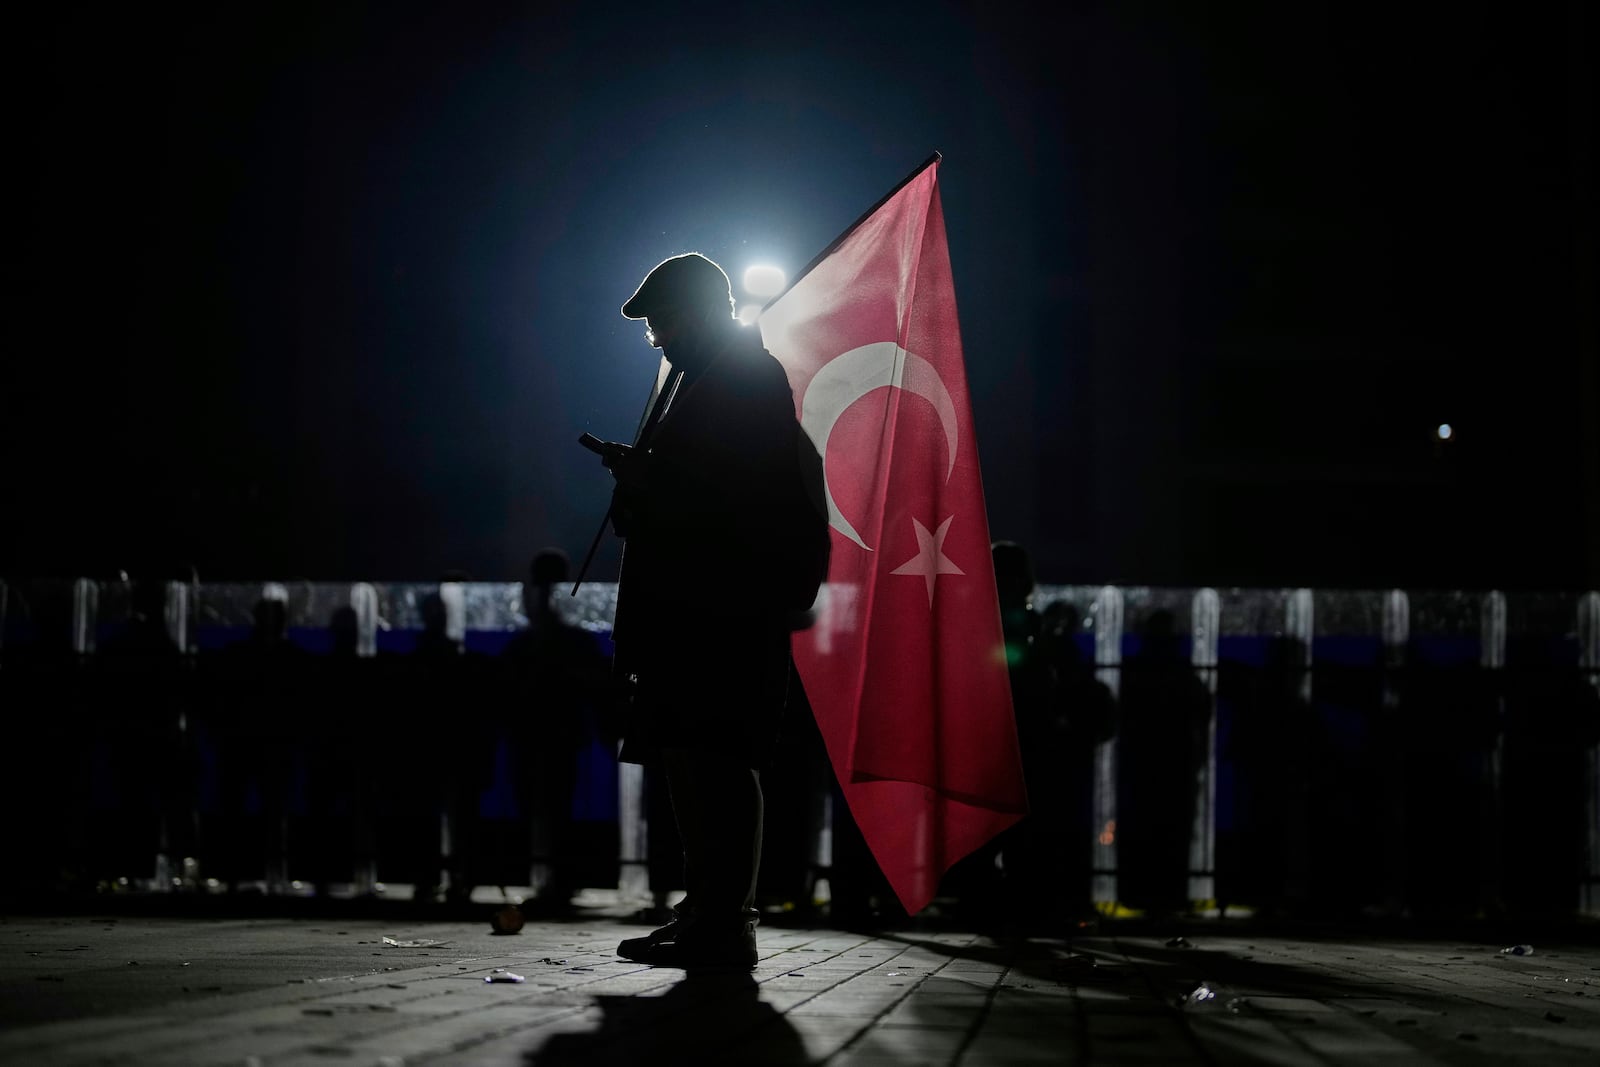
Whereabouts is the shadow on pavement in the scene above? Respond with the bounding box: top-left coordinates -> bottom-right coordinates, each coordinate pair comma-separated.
876,928 -> 1586,1065
526,970 -> 809,1067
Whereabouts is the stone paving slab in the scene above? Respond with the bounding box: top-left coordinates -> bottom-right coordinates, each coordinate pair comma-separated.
2,914 -> 1599,1064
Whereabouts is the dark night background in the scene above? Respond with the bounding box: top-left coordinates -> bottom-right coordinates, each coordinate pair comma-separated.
4,0 -> 1595,590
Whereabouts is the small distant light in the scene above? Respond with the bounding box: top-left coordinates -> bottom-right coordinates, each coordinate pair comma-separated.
742,265 -> 786,299
1437,423 -> 1453,441
736,302 -> 762,325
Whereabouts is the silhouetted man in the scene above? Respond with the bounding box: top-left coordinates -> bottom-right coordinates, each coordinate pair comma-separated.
595,253 -> 826,968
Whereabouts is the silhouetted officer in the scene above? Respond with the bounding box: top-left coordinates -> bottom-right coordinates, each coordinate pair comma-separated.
1117,610 -> 1209,915
501,548 -> 611,911
1038,600 -> 1114,920
95,577 -> 187,887
212,596 -> 308,891
404,580 -> 488,904
944,541 -> 1045,925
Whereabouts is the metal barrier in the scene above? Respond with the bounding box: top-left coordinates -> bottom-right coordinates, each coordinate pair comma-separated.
1,579 -> 1597,918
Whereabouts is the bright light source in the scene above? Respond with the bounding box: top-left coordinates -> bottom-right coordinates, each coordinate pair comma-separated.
743,265 -> 786,299
1437,423 -> 1453,441
736,302 -> 762,325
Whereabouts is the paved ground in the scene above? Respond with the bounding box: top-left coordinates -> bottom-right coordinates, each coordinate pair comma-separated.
3,909 -> 1600,1065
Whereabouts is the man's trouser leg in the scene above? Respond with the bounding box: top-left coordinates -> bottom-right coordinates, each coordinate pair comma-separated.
662,747 -> 763,929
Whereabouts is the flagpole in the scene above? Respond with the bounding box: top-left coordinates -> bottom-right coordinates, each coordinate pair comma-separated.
760,151 -> 942,314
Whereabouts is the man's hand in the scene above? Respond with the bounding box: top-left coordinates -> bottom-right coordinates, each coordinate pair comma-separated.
581,433 -> 653,537
580,432 -> 627,464
600,443 -> 650,490
602,444 -> 650,538
580,433 -> 647,483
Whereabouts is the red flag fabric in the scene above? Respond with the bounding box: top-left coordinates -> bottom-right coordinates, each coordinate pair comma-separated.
759,158 -> 1027,915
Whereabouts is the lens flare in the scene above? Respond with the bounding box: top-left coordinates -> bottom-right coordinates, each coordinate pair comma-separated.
743,265 -> 786,299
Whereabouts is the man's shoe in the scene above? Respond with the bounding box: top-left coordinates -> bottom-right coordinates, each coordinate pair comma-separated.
616,919 -> 684,962
617,921 -> 757,970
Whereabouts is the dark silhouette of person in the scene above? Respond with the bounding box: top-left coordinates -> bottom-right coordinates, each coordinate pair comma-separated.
1395,637 -> 1502,920
94,576 -> 189,888
5,582 -> 95,896
401,578 -> 487,906
1304,637 -> 1388,916
100,577 -> 181,658
1501,638 -> 1600,917
300,604 -> 371,897
1218,633 -> 1313,917
499,548 -> 611,913
414,588 -> 463,660
942,541 -> 1047,926
639,758 -> 688,923
752,666 -> 833,922
1035,598 -> 1114,923
329,603 -> 360,657
208,595 -> 309,892
596,252 -> 828,968
819,757 -> 903,931
1115,609 -> 1210,916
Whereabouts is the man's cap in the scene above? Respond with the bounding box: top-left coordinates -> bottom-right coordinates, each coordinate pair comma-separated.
621,253 -> 733,320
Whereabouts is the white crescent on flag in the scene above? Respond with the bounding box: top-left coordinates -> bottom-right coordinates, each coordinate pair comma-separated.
798,341 -> 960,551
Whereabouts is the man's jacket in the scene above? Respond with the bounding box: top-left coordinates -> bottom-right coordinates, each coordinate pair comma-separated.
610,327 -> 828,682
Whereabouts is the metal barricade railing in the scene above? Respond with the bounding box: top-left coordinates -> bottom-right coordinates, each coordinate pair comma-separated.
1,579 -> 1597,918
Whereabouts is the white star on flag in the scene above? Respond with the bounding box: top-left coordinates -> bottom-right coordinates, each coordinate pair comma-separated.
891,515 -> 965,606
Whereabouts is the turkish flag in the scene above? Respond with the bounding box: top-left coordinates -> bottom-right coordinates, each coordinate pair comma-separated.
759,156 -> 1027,915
